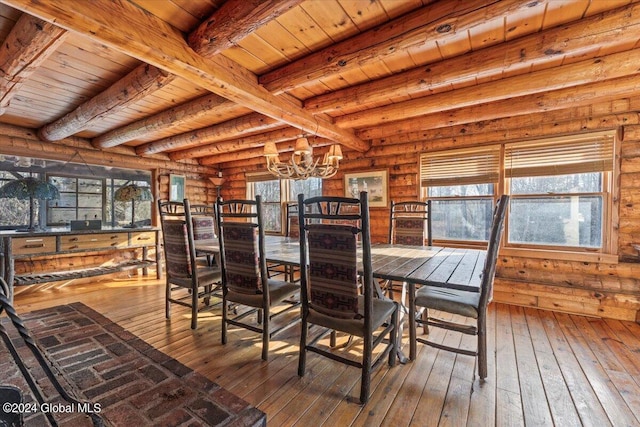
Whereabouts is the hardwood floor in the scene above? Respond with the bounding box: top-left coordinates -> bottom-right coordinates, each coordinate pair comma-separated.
10,275 -> 640,426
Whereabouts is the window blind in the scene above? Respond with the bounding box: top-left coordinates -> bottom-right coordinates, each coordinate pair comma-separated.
505,131 -> 615,178
245,172 -> 277,183
420,146 -> 500,187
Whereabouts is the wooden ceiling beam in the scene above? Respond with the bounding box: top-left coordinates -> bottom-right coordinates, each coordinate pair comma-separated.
338,48 -> 640,129
169,127 -> 302,161
0,13 -> 67,115
306,2 -> 640,115
92,93 -> 240,149
357,75 -> 640,141
135,113 -> 284,155
259,0 -> 564,93
37,63 -> 176,141
4,0 -> 369,152
92,0 -> 299,150
188,0 -> 303,57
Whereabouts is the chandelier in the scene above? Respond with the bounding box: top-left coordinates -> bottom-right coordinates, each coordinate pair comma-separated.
263,137 -> 343,180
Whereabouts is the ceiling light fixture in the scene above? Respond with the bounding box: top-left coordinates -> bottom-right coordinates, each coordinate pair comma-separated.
263,137 -> 342,180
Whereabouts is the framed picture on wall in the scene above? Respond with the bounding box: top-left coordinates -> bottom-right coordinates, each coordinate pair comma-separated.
169,174 -> 185,202
344,170 -> 388,207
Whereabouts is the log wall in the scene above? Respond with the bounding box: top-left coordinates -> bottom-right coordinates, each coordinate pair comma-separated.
220,103 -> 640,322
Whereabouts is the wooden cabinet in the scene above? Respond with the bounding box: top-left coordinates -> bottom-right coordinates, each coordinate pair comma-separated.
1,228 -> 161,301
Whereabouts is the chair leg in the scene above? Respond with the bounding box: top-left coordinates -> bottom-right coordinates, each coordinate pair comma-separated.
422,308 -> 429,334
298,316 -> 308,377
262,306 -> 269,361
360,327 -> 372,404
221,294 -> 228,344
190,286 -> 198,329
478,316 -> 487,379
165,281 -> 171,319
389,303 -> 398,367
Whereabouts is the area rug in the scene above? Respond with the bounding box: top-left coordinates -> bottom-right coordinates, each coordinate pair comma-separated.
0,302 -> 266,426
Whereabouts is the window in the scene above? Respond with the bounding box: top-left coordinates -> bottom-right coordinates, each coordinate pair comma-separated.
247,174 -> 322,234
0,170 -> 33,229
505,131 -> 615,252
48,176 -> 105,224
0,155 -> 152,229
420,147 -> 499,242
419,130 -> 618,256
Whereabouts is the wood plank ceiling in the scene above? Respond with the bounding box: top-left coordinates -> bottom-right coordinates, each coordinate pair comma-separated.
0,0 -> 638,172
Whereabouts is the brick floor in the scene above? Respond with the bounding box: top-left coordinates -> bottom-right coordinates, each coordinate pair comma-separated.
1,303 -> 266,426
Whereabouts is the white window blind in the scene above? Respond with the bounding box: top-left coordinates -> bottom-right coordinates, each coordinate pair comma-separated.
420,146 -> 500,187
505,131 -> 616,178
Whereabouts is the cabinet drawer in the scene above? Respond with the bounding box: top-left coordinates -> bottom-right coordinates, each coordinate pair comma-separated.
12,236 -> 57,255
60,233 -> 128,251
130,231 -> 156,246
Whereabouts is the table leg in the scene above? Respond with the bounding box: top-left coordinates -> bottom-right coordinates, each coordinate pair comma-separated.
408,282 -> 416,361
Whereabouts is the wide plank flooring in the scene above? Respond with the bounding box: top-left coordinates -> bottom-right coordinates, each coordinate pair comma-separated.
10,275 -> 640,426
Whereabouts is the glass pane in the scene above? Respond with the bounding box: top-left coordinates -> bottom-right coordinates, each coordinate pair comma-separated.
53,193 -> 76,208
78,208 -> 103,221
0,199 -> 29,227
78,178 -> 103,193
48,207 -> 74,224
509,196 -> 602,248
290,178 -> 322,200
511,172 -> 602,194
262,202 -> 282,233
254,180 -> 280,202
429,183 -> 493,197
78,193 -> 102,208
50,176 -> 76,192
431,198 -> 494,241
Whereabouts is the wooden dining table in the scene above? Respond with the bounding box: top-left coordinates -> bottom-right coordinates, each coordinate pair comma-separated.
195,235 -> 487,362
196,235 -> 486,293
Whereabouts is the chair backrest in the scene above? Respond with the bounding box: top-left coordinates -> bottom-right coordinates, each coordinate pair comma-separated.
285,202 -> 300,239
298,192 -> 373,320
158,199 -> 184,214
215,196 -> 266,295
158,199 -> 198,280
190,203 -> 217,240
389,200 -> 432,246
479,195 -> 509,309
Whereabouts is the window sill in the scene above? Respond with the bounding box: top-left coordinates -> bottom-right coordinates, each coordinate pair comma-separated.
500,247 -> 618,264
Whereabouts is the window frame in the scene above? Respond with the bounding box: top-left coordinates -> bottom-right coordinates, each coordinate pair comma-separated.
419,130 -> 619,262
246,174 -> 322,235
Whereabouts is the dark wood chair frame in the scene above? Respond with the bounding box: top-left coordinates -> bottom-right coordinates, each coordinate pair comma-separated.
385,199 -> 433,300
189,203 -> 218,267
297,191 -> 399,404
388,199 -> 432,246
408,195 -> 509,379
215,196 -> 300,361
158,198 -> 221,329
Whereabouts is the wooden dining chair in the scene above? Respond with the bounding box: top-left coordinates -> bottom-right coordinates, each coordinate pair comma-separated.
215,196 -> 300,361
297,192 -> 399,404
389,200 -> 432,246
384,200 -> 433,299
189,203 -> 217,266
158,199 -> 222,329
267,202 -> 300,281
407,195 -> 509,379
